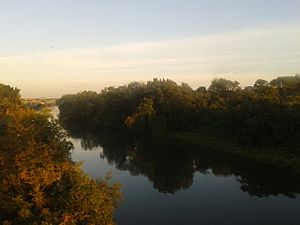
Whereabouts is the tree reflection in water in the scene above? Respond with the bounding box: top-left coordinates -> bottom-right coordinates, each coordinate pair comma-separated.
65,125 -> 300,197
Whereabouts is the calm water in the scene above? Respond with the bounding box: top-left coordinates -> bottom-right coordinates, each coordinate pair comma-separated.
53,106 -> 300,225
68,133 -> 300,225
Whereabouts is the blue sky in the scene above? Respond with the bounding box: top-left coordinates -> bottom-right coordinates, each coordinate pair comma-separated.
1,0 -> 300,97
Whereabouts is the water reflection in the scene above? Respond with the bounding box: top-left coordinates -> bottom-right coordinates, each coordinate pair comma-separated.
65,125 -> 300,198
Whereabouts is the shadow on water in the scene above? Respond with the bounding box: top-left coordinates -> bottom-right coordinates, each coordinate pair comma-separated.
63,123 -> 300,198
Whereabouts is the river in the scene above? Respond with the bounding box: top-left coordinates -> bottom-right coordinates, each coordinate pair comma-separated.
53,107 -> 300,225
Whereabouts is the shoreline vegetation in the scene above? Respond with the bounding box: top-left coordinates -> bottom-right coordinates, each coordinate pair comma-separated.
22,98 -> 58,110
0,84 -> 121,224
158,132 -> 300,176
57,75 -> 300,176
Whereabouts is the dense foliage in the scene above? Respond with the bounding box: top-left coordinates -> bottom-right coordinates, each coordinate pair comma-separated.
0,84 -> 121,225
58,75 -> 300,148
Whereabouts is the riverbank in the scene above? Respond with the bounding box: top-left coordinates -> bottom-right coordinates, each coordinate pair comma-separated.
158,132 -> 300,176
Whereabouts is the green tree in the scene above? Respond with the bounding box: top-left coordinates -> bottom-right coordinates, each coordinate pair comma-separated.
0,84 -> 121,225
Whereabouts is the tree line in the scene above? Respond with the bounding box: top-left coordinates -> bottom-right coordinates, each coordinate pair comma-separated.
0,83 -> 121,225
58,75 -> 300,149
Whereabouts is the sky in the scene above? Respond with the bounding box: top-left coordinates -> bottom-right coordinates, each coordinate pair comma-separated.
1,0 -> 300,98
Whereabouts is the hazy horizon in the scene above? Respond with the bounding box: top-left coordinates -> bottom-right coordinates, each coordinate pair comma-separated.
1,0 -> 300,98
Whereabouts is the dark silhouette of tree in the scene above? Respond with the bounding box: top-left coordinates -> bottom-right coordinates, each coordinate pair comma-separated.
57,75 -> 300,148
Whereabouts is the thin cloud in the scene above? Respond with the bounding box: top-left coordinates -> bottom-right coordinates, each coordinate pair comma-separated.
1,24 -> 300,97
